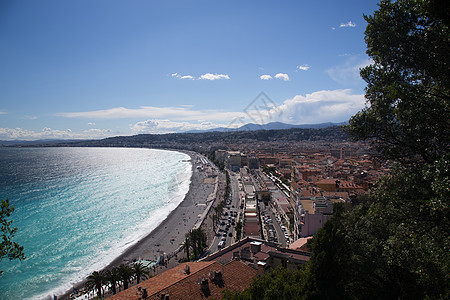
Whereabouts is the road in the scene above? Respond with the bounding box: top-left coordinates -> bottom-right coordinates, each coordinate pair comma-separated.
208,169 -> 242,253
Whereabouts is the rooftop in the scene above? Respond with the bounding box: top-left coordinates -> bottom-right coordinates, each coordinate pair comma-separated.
109,260 -> 258,299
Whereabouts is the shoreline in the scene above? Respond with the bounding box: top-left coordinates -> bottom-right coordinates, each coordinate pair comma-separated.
60,150 -> 218,299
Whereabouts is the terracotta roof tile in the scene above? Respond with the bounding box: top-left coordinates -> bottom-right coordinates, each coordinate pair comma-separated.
109,260 -> 258,300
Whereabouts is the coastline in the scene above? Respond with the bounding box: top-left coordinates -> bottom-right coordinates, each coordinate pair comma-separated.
61,150 -> 219,299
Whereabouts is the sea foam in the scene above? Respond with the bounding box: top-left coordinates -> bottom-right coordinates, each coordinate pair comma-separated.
0,148 -> 192,300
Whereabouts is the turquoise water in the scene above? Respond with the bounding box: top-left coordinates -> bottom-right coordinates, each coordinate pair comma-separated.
0,147 -> 191,299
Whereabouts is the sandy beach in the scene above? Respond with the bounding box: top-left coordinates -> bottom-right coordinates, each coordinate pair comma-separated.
61,150 -> 220,299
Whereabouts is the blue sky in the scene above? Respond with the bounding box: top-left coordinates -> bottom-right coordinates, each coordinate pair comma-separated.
0,0 -> 380,140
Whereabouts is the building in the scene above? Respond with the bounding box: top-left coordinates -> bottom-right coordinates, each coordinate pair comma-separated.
248,156 -> 260,169
315,178 -> 362,193
214,149 -> 227,164
297,198 -> 333,237
203,237 -> 310,272
227,151 -> 242,172
109,260 -> 258,300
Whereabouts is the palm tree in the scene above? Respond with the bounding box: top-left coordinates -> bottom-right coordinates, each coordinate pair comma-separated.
181,234 -> 191,261
86,270 -> 105,299
105,267 -> 119,295
189,228 -> 207,258
188,229 -> 199,257
118,264 -> 133,290
133,262 -> 150,284
196,228 -> 207,256
210,214 -> 218,232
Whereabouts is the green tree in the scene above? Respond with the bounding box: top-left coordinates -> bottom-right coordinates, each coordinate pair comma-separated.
118,264 -> 133,290
222,266 -> 308,300
304,204 -> 351,299
0,198 -> 25,274
332,0 -> 450,298
104,267 -> 119,295
234,221 -> 242,241
210,213 -> 218,232
347,0 -> 450,164
188,228 -> 207,258
86,270 -> 105,299
182,234 -> 191,261
132,262 -> 150,284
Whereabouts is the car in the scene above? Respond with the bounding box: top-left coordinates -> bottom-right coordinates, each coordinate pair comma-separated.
218,241 -> 224,249
221,237 -> 226,242
223,232 -> 227,237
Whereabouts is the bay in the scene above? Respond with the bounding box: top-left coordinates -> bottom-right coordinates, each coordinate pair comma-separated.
0,147 -> 191,299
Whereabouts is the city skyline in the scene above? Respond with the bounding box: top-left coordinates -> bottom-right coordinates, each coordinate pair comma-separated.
0,0 -> 379,140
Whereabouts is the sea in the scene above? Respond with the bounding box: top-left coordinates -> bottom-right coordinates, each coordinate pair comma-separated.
0,147 -> 192,299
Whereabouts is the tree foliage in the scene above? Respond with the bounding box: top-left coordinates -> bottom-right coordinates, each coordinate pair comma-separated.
182,228 -> 207,261
306,165 -> 449,298
1,198 -> 25,273
104,267 -> 119,295
222,266 -> 308,300
86,270 -> 105,299
189,228 -> 207,258
348,0 -> 450,163
118,263 -> 134,290
132,262 -> 150,284
226,1 -> 449,299
329,0 -> 450,298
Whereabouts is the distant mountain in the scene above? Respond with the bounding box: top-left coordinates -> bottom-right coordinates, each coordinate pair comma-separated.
0,139 -> 80,146
185,121 -> 348,133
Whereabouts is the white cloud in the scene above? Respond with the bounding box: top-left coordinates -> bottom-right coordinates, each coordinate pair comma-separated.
130,119 -> 230,134
87,122 -> 96,126
260,75 -> 272,80
274,73 -> 290,81
327,57 -> 372,85
199,73 -> 230,80
57,88 -> 365,127
0,111 -> 7,115
245,89 -> 365,125
171,73 -> 194,80
57,105 -> 247,121
340,21 -> 357,28
172,72 -> 229,80
55,88 -> 365,136
0,127 -> 115,141
297,64 -> 311,71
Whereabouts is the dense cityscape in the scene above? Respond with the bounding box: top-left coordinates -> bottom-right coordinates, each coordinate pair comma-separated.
1,0 -> 448,299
